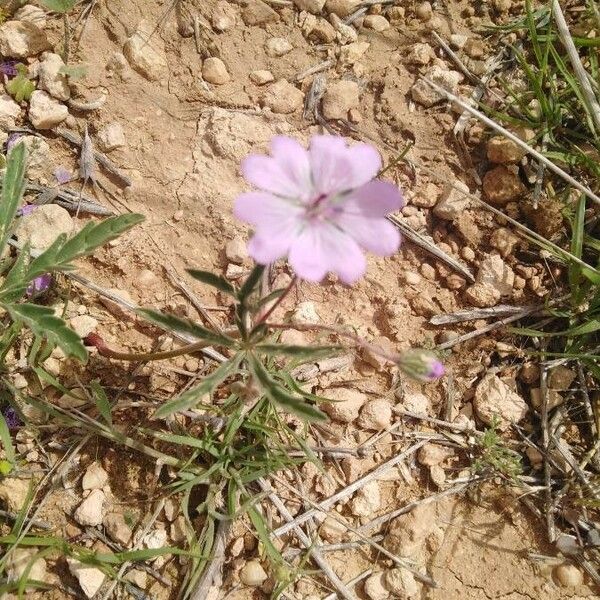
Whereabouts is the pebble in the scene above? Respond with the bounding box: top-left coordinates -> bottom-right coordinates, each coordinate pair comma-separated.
490,227 -> 519,257
225,237 -> 249,264
239,560 -> 268,586
461,247 -> 476,262
473,374 -> 528,431
554,564 -> 583,587
123,20 -> 167,81
364,572 -> 389,600
449,34 -> 468,49
385,568 -> 421,598
250,69 -> 274,85
411,65 -> 462,107
242,0 -> 279,25
294,0 -> 326,12
433,179 -> 471,220
362,335 -> 395,370
67,559 -> 106,598
164,497 -> 178,521
0,20 -> 49,58
104,511 -> 133,546
331,14 -> 357,43
487,135 -> 526,164
211,1 -> 236,31
0,94 -> 22,129
530,388 -> 564,412
483,165 -> 525,206
464,38 -> 486,59
358,399 -> 392,430
98,122 -> 126,152
363,15 -> 390,31
350,480 -> 381,517
547,366 -> 576,391
305,16 -> 337,43
135,269 -> 160,289
319,513 -> 348,541
402,271 -> 421,285
430,465 -> 446,487
7,548 -> 47,591
143,528 -> 168,550
125,569 -> 148,589
74,489 -> 105,526
15,204 -> 74,252
261,79 -> 304,114
464,282 -> 501,308
203,57 -> 230,84
28,90 -> 68,129
411,182 -> 439,207
420,263 -> 436,280
417,443 -> 452,466
385,503 -> 436,557
226,263 -> 245,280
338,41 -> 370,66
70,315 -> 99,338
38,52 -> 70,101
415,1 -> 433,20
291,301 -> 320,324
325,0 -> 360,17
56,387 -> 88,409
477,254 -> 515,297
170,515 -> 187,543
14,4 -> 47,28
82,462 -> 109,490
401,392 -> 431,415
446,274 -> 466,290
322,387 -> 367,423
0,477 -> 30,512
266,37 -> 293,57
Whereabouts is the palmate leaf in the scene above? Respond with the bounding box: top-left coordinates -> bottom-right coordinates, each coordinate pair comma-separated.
0,143 -> 26,254
248,354 -> 326,422
5,303 -> 87,361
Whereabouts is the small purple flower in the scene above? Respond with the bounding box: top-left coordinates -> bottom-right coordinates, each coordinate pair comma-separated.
0,60 -> 18,79
2,406 -> 21,430
54,166 -> 73,184
6,132 -> 22,152
398,349 -> 445,382
234,136 -> 403,284
26,274 -> 52,297
17,203 -> 37,217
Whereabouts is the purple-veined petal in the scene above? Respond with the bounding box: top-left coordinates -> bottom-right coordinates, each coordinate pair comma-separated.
345,143 -> 382,188
343,180 -> 404,217
336,214 -> 401,256
234,192 -> 303,228
270,136 -> 312,201
308,135 -> 355,196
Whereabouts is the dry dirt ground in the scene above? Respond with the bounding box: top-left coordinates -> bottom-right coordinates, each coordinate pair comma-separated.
2,0 -> 598,599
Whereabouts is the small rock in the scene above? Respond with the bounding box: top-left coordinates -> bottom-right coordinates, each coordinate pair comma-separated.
294,0 -> 326,12
417,443 -> 452,466
0,477 -> 30,512
134,269 -> 160,289
305,16 -> 337,43
291,301 -> 320,324
7,548 -> 47,591
358,399 -> 392,430
124,569 -> 147,589
464,282 -> 501,308
385,504 -> 436,557
385,568 -> 421,598
407,42 -> 435,66
411,182 -> 439,207
0,20 -> 49,58
0,94 -> 22,129
547,366 -> 576,391
415,1 -> 433,20
123,20 -> 167,81
446,274 -> 466,290
322,387 -> 367,423
56,387 -> 87,409
170,515 -> 187,543
331,14 -> 357,43
364,572 -> 389,600
350,480 -> 381,517
473,374 -> 528,431
202,57 -> 230,85
338,41 -> 370,66
242,0 -> 279,25
250,70 -> 274,85
362,335 -> 395,371
464,38 -> 486,59
325,0 -> 360,17
530,388 -> 564,412
363,15 -> 389,31
15,204 -> 74,252
487,135 -> 527,164
14,5 -> 48,28
226,263 -> 245,280
429,464 -> 446,487
319,513 -> 347,541
225,238 -> 248,264
554,564 -> 583,587
476,254 -> 514,297
449,34 -> 468,49
433,180 -> 471,220
411,65 -> 461,107
240,560 -> 268,586
74,489 -> 105,526
490,227 -> 519,258
28,90 -> 68,129
483,166 -> 525,206
402,271 -> 421,285
265,37 -> 292,57
70,315 -> 98,338
211,1 -> 236,31
68,559 -> 105,598
104,511 -> 132,546
322,79 -> 360,120
261,79 -> 304,114
38,52 -> 70,101
97,122 -> 126,152
82,462 -> 108,490
420,263 -> 436,280
143,528 -> 168,549
402,392 -> 431,415
279,329 -> 308,345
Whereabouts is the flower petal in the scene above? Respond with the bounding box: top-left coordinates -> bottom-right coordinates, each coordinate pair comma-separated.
288,222 -> 367,284
345,143 -> 382,188
309,135 -> 355,196
242,154 -> 305,198
270,136 -> 312,201
343,180 -> 404,217
336,214 -> 401,256
248,227 -> 296,264
234,192 -> 302,228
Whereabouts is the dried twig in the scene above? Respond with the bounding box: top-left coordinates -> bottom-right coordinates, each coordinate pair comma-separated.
295,60 -> 334,82
322,570 -> 373,600
429,305 -> 538,325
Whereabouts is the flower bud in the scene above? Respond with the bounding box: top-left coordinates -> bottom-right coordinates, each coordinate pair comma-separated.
398,349 -> 445,382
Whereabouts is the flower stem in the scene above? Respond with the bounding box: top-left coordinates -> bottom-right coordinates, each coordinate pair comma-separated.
256,275 -> 298,325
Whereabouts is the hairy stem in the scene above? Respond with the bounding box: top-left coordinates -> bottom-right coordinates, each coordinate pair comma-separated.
255,275 -> 298,325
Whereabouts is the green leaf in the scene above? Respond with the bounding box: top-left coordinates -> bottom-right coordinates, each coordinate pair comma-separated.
5,65 -> 35,103
139,308 -> 237,348
0,246 -> 30,302
146,431 -> 220,457
153,353 -> 243,418
58,64 -> 87,79
40,0 -> 76,12
238,265 -> 265,304
0,411 -> 15,464
0,143 -> 26,253
247,505 -> 284,565
255,344 -> 343,361
248,354 -> 327,422
5,303 -> 87,361
90,380 -> 112,426
187,269 -> 236,296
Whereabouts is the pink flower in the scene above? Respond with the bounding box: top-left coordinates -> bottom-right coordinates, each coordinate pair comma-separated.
234,136 -> 403,284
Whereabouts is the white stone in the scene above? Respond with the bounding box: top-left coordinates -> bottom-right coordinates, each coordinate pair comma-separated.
68,559 -> 106,598
358,399 -> 392,430
0,20 -> 49,58
240,560 -> 268,586
0,477 -> 30,512
15,204 -> 74,252
476,254 -> 515,297
123,20 -> 167,81
385,568 -> 421,598
261,79 -> 304,114
14,5 -> 48,28
7,549 -> 47,591
202,57 -> 230,85
28,90 -> 68,130
338,41 -> 369,66
417,443 -> 452,466
104,511 -> 132,546
322,79 -> 360,120
364,572 -> 389,600
407,42 -> 434,66
363,15 -> 390,31
411,65 -> 462,107
402,392 -> 431,415
74,489 -> 105,526
211,1 -> 236,31
82,462 -> 108,490
555,564 -> 583,587
292,301 -> 320,324
143,528 -> 168,549
473,374 -> 528,431
0,94 -> 22,129
97,122 -> 126,152
322,387 -> 367,423
225,237 -> 248,264
266,37 -> 293,57
70,315 -> 99,338
38,53 -> 70,101
433,179 -> 471,220
319,513 -> 348,542
325,0 -> 360,17
250,70 -> 274,85
294,0 -> 326,13
350,480 -> 381,517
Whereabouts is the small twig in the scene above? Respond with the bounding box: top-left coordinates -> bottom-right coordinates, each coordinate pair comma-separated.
429,305 -> 538,325
540,366 -> 556,543
0,509 -> 51,530
295,60 -> 334,83
432,32 -> 480,85
322,570 -> 373,600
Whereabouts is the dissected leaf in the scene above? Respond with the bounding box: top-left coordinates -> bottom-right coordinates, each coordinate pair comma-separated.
6,64 -> 35,102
